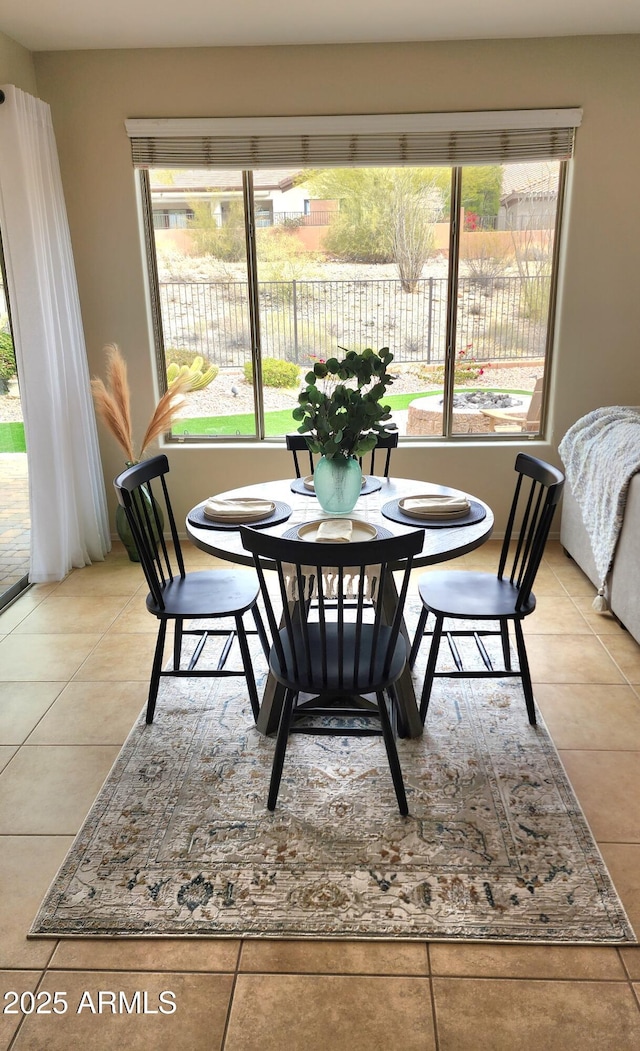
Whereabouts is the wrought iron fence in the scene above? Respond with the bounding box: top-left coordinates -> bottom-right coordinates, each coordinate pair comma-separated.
159,276 -> 548,368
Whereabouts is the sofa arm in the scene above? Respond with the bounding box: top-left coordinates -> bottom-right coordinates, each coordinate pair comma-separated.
559,480 -> 600,590
609,473 -> 640,645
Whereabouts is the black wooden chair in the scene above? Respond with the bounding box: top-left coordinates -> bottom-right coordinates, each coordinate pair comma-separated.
114,455 -> 269,725
240,525 -> 424,814
409,453 -> 564,726
286,431 -> 398,479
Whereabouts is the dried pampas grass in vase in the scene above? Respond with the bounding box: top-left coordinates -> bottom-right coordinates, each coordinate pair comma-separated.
91,343 -> 189,465
91,344 -> 191,561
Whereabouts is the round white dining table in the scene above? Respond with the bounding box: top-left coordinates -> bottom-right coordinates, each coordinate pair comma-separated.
186,476 -> 494,738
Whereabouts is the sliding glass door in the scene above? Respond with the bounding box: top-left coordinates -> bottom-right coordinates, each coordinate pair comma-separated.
0,233 -> 30,609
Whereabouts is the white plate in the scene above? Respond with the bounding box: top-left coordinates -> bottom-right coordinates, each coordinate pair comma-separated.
398,496 -> 470,520
203,497 -> 276,523
297,518 -> 378,543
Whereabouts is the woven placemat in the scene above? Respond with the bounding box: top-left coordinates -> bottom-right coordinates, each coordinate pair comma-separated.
381,497 -> 487,529
290,475 -> 382,497
187,500 -> 292,531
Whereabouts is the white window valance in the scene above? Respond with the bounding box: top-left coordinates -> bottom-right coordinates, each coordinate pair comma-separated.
125,109 -> 582,169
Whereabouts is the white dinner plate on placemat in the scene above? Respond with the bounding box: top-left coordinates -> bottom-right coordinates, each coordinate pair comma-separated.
382,497 -> 487,529
187,500 -> 292,531
281,520 -> 393,543
203,497 -> 275,522
297,518 -> 377,543
398,496 -> 470,520
290,475 -> 382,497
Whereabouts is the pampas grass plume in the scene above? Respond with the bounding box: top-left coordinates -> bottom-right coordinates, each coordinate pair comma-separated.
92,344 -> 190,462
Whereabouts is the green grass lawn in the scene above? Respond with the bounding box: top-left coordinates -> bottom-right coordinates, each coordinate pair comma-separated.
0,422 -> 26,453
172,388 -> 530,438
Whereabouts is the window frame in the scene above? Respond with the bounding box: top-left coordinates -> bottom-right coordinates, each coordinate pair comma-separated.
136,116 -> 574,445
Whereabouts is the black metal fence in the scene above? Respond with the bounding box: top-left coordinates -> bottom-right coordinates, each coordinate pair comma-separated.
159,275 -> 548,368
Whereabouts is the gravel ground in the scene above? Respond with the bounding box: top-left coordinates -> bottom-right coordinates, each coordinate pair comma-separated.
174,363 -> 540,420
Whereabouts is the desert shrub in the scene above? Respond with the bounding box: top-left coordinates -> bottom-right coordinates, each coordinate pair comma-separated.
419,364 -> 487,385
321,217 -> 393,264
259,309 -> 330,363
418,349 -> 488,385
166,347 -> 210,369
460,232 -> 513,285
188,200 -> 245,262
256,227 -> 319,286
519,275 -> 551,322
243,357 -> 300,388
0,332 -> 16,384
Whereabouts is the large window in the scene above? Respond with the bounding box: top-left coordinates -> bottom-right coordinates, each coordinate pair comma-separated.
130,111 -> 578,444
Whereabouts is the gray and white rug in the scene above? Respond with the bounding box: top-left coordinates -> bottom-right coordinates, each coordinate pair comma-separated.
31,637 -> 635,943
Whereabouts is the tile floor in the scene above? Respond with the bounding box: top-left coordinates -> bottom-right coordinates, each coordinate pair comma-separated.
0,538 -> 639,1050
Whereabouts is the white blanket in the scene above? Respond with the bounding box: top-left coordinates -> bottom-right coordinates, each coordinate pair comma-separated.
558,406 -> 640,604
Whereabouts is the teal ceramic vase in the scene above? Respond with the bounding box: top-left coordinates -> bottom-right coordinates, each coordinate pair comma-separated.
313,454 -> 363,514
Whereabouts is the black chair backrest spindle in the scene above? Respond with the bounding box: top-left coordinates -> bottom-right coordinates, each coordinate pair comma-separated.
114,455 -> 186,611
286,431 -> 398,479
240,526 -> 424,695
498,452 -> 564,610
285,434 -> 316,478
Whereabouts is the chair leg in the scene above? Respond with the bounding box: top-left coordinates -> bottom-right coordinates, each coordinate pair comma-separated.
409,606 -> 429,669
147,620 -> 168,724
235,613 -> 261,722
419,615 -> 444,723
268,688 -> 297,812
377,688 -> 408,816
500,618 -> 512,671
251,603 -> 270,661
173,617 -> 183,670
513,618 -> 536,725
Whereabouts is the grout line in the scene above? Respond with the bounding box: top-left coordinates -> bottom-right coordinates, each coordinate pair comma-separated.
1,549 -> 640,1006
426,944 -> 441,1051
220,968 -> 240,1051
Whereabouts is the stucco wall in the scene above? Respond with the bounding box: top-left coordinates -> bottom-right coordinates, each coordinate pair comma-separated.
25,36 -> 640,532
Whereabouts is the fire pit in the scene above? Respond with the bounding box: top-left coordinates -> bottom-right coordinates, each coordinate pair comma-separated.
452,391 -> 524,410
406,390 -> 531,435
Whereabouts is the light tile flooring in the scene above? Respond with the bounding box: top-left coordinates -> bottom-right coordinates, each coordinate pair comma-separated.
0,538 -> 639,1050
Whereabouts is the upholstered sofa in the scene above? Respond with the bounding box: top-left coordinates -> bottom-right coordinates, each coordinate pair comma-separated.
560,472 -> 640,645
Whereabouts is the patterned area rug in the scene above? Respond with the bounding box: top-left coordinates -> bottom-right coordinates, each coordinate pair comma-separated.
31,631 -> 635,943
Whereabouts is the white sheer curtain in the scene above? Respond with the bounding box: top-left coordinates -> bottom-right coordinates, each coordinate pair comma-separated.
0,84 -> 110,581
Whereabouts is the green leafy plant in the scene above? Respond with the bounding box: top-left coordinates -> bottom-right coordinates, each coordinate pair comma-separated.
166,353 -> 219,391
243,357 -> 300,388
292,346 -> 397,459
0,332 -> 16,385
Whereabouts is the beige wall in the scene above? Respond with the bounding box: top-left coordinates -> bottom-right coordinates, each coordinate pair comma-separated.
0,30 -> 37,94
26,36 -> 640,531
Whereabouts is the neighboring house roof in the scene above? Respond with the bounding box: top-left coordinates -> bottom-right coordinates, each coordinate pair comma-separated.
149,168 -> 303,193
500,162 -> 559,203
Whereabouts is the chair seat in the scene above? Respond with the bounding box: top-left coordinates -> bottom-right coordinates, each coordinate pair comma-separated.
270,622 -> 407,694
418,570 -> 536,620
147,569 -> 260,619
